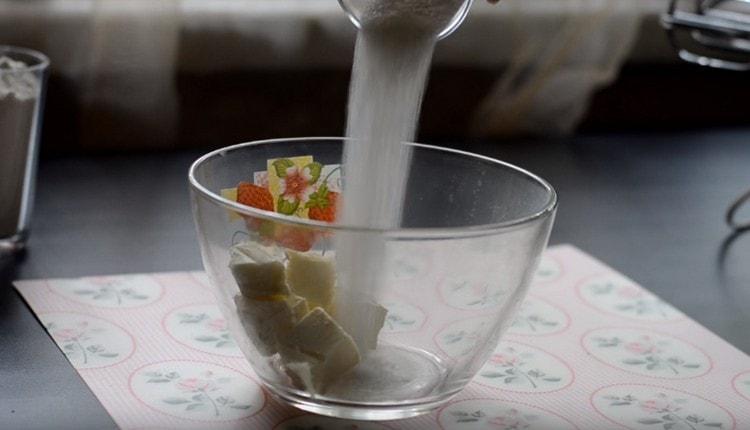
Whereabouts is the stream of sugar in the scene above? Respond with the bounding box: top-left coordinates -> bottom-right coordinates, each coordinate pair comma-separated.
335,0 -> 466,351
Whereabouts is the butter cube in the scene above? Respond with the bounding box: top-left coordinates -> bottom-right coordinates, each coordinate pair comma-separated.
285,307 -> 360,392
351,302 -> 388,350
234,294 -> 307,356
285,250 -> 336,311
283,361 -> 315,393
229,241 -> 289,298
334,290 -> 388,352
288,294 -> 310,320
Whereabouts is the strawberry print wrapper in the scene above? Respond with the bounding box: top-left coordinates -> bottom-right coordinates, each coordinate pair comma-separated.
220,156 -> 341,223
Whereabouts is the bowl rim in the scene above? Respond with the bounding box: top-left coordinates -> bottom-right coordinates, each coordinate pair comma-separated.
188,137 -> 557,239
0,45 -> 50,74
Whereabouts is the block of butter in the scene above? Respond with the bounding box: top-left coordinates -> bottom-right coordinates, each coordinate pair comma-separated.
230,242 -> 288,298
335,297 -> 388,351
228,242 -> 388,392
229,241 -> 309,356
285,250 -> 336,311
283,307 -> 360,393
234,294 -> 309,356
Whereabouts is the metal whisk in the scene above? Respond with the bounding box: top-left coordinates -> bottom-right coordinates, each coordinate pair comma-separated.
662,0 -> 750,71
662,0 -> 750,231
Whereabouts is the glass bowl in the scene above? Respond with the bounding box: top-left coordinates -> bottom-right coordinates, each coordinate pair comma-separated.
188,137 -> 556,421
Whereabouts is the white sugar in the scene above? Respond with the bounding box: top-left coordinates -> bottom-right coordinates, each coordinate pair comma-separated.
336,0 -> 466,350
0,56 -> 39,101
359,0 -> 467,32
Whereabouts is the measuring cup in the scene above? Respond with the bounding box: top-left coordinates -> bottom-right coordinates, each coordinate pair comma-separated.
338,0 -> 475,39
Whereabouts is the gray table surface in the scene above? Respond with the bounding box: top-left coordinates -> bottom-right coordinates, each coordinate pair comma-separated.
2,129 -> 750,429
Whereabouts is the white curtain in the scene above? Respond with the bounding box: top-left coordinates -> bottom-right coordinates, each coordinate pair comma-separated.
469,0 -> 643,137
82,0 -> 180,149
0,0 -> 180,149
0,0 -> 654,144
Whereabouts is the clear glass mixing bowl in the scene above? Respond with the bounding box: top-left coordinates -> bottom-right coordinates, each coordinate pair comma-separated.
189,137 -> 556,420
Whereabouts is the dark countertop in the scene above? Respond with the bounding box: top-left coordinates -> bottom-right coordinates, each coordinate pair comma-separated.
2,129 -> 749,429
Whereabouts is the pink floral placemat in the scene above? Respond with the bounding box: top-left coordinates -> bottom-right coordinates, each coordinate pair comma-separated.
14,245 -> 750,430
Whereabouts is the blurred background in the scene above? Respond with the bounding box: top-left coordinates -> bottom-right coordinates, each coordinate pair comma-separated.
1,0 -> 749,154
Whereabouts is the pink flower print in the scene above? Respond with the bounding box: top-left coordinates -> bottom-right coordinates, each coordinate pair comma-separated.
624,341 -> 656,355
206,318 -> 227,332
481,348 -> 563,389
74,277 -> 149,305
279,166 -> 315,204
639,399 -> 678,414
149,372 -> 252,418
89,276 -> 112,287
489,353 -> 519,367
488,416 -> 507,427
48,323 -> 118,365
471,283 -> 488,296
617,286 -> 643,299
610,335 -> 698,375
487,416 -> 515,429
53,328 -> 84,342
487,409 -> 526,429
624,336 -> 663,356
488,416 -> 524,429
607,394 -> 725,429
177,378 -> 216,393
